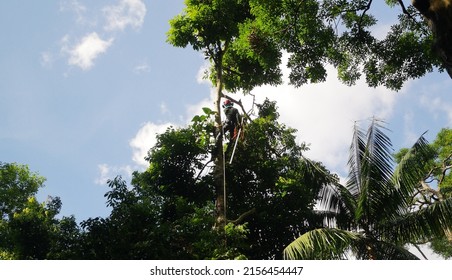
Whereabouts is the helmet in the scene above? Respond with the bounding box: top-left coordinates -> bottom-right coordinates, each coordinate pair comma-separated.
223,99 -> 233,108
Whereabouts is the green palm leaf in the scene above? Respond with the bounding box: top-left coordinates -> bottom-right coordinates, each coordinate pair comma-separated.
354,119 -> 394,224
352,238 -> 419,260
347,121 -> 366,197
391,133 -> 434,211
283,228 -> 360,260
318,183 -> 356,229
381,197 -> 452,244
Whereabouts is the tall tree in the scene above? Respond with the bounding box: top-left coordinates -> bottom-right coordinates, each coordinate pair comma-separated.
77,101 -> 328,259
167,0 -> 281,228
167,0 -> 452,229
79,120 -> 247,259
170,1 -> 452,93
284,120 -> 452,259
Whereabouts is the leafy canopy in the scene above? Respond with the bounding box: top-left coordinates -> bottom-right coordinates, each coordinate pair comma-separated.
169,0 -> 447,91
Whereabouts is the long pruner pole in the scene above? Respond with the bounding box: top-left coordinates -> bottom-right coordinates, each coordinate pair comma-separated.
229,127 -> 241,164
222,125 -> 227,220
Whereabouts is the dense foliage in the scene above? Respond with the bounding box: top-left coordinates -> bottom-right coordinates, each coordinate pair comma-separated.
0,101 -> 331,259
169,0 -> 449,92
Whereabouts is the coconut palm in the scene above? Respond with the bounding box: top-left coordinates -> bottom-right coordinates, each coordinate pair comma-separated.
284,119 -> 452,259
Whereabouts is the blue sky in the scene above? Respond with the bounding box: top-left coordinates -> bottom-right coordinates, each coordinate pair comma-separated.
1,0 -> 451,250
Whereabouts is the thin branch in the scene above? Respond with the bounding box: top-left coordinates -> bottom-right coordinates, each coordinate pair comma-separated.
420,181 -> 443,200
439,152 -> 452,185
358,0 -> 373,28
229,208 -> 256,224
195,159 -> 213,182
397,0 -> 416,20
247,93 -> 257,117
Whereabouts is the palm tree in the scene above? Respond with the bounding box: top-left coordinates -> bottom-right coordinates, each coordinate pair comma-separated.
284,119 -> 452,259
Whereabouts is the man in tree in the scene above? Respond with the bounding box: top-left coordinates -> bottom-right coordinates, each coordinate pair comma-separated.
212,99 -> 242,159
222,99 -> 241,141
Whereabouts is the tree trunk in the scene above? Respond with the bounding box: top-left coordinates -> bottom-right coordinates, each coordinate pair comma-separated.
213,55 -> 226,230
412,0 -> 452,78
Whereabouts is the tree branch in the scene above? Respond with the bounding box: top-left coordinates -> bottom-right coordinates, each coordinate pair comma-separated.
195,159 -> 213,182
397,0 -> 416,20
228,208 -> 256,224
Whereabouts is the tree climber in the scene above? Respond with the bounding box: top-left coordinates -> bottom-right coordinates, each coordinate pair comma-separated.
222,99 -> 241,141
211,99 -> 242,161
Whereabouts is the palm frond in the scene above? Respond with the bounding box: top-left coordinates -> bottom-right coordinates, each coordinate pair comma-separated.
380,197 -> 452,244
299,154 -> 357,226
351,119 -> 395,223
391,133 -> 434,210
283,228 -> 360,260
364,119 -> 394,185
318,183 -> 357,229
352,238 -> 419,260
347,121 -> 366,196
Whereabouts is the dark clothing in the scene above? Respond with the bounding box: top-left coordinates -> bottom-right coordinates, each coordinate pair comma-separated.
223,106 -> 241,139
211,106 -> 241,160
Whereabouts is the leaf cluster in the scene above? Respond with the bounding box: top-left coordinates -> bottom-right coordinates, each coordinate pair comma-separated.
169,0 -> 447,92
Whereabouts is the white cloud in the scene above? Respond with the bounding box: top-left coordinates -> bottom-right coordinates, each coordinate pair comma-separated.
94,163 -> 110,185
185,87 -> 217,121
420,95 -> 452,127
94,163 -> 134,185
196,60 -> 211,85
64,32 -> 114,70
59,0 -> 87,23
246,69 -> 397,174
103,0 -> 147,32
188,62 -> 398,175
49,1 -> 147,71
129,122 -> 174,168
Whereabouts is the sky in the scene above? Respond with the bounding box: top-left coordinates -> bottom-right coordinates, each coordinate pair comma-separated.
0,0 -> 451,258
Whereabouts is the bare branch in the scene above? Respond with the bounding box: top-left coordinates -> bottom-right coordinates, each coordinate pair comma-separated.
397,0 -> 416,20
195,159 -> 213,182
420,180 -> 443,201
229,208 -> 256,224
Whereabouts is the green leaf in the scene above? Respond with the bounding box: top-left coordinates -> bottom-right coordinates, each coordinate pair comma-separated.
202,107 -> 213,115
